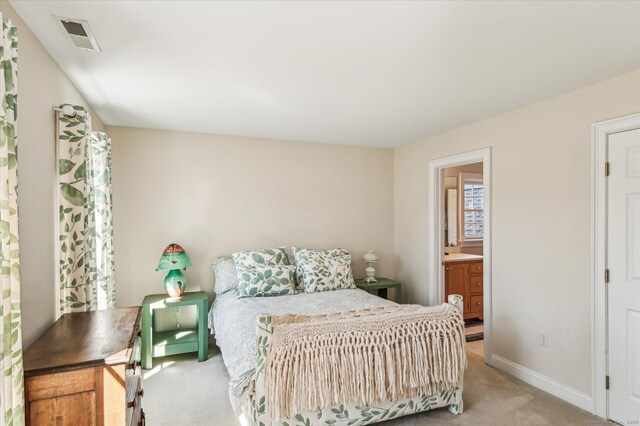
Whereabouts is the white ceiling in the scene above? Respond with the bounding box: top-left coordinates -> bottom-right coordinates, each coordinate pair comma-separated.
10,1 -> 640,148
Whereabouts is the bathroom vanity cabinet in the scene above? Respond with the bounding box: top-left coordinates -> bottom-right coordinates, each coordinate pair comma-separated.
444,255 -> 483,320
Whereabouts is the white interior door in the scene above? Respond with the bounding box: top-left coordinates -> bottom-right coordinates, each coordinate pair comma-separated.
608,127 -> 640,423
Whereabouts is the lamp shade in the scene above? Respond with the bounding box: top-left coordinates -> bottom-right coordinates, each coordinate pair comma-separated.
362,250 -> 378,263
156,243 -> 192,271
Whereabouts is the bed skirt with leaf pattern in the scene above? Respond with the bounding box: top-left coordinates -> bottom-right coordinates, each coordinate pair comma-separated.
242,304 -> 464,426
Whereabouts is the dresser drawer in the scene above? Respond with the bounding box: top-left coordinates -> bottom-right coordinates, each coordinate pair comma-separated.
129,335 -> 142,368
127,319 -> 143,425
469,262 -> 483,275
126,387 -> 143,426
125,336 -> 142,403
468,275 -> 483,295
126,365 -> 141,397
126,366 -> 143,426
470,295 -> 483,313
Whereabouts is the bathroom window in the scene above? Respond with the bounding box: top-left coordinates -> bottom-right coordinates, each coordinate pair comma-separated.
460,173 -> 483,241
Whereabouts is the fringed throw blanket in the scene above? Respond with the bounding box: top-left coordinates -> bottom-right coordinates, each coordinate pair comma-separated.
264,304 -> 466,419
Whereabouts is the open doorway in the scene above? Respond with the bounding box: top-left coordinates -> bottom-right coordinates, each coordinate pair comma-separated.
428,148 -> 491,363
443,162 -> 484,356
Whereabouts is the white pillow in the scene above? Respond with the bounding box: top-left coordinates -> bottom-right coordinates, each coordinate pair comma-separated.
211,257 -> 238,295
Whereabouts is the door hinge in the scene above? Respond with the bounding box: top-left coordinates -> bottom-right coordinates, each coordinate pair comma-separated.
605,269 -> 610,283
606,375 -> 610,390
605,162 -> 610,176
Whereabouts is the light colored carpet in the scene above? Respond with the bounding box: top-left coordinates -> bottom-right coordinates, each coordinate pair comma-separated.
142,344 -> 605,426
466,339 -> 484,357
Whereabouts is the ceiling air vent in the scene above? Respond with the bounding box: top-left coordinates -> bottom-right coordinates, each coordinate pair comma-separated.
55,17 -> 101,52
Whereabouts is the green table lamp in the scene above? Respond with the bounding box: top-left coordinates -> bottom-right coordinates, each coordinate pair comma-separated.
156,243 -> 192,298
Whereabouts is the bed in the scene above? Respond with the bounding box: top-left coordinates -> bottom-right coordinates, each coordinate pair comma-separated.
209,288 -> 465,426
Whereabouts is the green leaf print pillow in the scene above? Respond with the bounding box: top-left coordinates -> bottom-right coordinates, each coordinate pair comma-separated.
293,247 -> 355,293
290,247 -> 348,290
232,247 -> 288,268
232,247 -> 294,297
235,264 -> 296,298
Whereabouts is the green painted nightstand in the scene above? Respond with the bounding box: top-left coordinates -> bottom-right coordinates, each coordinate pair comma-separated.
141,291 -> 209,369
355,278 -> 402,303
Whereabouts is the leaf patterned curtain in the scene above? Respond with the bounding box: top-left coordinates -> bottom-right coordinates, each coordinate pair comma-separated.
87,132 -> 115,309
0,14 -> 24,425
56,108 -> 115,314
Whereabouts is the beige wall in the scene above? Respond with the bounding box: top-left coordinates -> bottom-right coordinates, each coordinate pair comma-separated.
109,127 -> 395,308
394,69 -> 640,396
0,3 -> 106,347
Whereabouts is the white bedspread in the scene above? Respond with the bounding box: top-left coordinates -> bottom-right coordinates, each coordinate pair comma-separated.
209,288 -> 394,398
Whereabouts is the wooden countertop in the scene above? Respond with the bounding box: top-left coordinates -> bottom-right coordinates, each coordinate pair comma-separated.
23,307 -> 141,377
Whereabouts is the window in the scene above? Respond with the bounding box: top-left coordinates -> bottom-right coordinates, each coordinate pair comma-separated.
460,173 -> 483,241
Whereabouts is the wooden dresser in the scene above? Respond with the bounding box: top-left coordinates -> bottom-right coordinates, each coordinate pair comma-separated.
23,307 -> 145,426
444,258 -> 483,320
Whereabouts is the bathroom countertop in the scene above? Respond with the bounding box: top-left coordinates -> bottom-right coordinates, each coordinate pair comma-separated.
443,253 -> 483,262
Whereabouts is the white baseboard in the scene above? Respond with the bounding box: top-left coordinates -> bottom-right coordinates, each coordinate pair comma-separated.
490,354 -> 593,413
